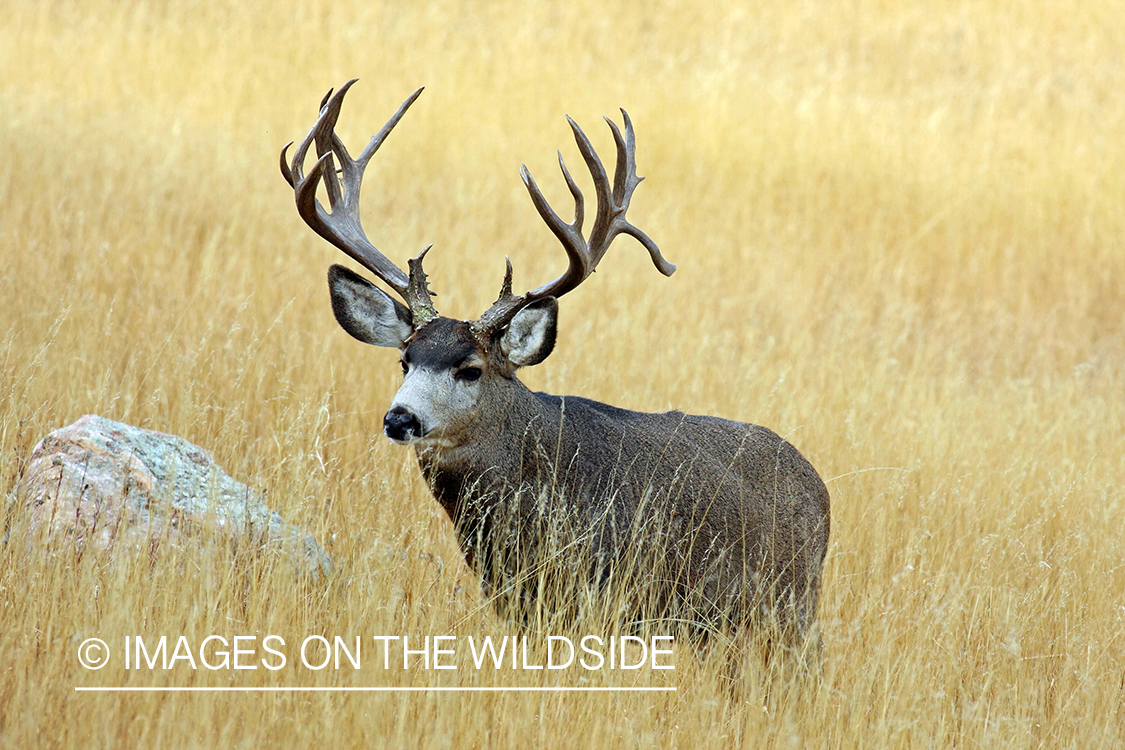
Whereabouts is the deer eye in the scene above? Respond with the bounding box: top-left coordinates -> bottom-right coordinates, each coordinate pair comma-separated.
454,366 -> 482,383
400,360 -> 409,376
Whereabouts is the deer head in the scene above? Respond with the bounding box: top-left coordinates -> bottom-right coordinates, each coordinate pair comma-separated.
281,81 -> 675,448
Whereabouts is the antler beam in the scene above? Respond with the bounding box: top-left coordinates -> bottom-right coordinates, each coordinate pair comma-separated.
281,80 -> 437,326
472,110 -> 674,340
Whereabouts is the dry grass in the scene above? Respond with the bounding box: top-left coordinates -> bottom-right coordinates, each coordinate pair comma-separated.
2,0 -> 1124,747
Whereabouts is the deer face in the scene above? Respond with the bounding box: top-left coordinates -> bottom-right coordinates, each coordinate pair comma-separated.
328,264 -> 557,448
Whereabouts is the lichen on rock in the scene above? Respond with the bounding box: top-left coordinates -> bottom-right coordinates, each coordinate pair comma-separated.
18,414 -> 331,579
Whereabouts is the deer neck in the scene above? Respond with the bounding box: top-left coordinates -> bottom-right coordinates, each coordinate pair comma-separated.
413,376 -> 563,519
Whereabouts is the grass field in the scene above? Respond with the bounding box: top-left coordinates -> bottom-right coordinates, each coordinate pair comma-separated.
2,0 -> 1124,747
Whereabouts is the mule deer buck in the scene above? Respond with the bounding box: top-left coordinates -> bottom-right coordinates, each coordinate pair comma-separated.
282,81 -> 830,653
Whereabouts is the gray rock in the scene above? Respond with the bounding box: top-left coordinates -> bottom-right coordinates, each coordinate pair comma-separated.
18,414 -> 331,579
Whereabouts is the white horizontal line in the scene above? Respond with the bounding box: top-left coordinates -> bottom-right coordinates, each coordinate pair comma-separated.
76,686 -> 675,693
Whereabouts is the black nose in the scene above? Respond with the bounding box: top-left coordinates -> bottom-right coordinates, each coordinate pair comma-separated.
384,407 -> 422,442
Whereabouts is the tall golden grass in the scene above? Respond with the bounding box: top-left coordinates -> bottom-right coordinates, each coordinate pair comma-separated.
2,0 -> 1123,746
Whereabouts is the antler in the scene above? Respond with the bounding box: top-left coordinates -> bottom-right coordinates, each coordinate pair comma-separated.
471,110 -> 675,340
281,80 -> 437,327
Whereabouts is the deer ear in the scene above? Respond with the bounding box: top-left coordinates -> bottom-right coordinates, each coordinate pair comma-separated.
501,297 -> 558,367
328,264 -> 414,348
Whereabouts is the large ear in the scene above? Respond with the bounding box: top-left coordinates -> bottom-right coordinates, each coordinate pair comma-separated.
328,264 -> 413,348
500,297 -> 558,367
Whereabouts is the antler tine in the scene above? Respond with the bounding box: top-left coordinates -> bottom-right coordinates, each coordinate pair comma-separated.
472,109 -> 674,341
518,154 -> 589,298
282,82 -> 437,326
598,111 -> 676,277
280,85 -> 345,191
